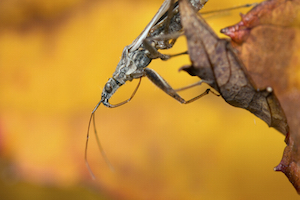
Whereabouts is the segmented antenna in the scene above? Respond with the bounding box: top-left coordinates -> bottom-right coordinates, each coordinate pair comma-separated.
85,103 -> 114,179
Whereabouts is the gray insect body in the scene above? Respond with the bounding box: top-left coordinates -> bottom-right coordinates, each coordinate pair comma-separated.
100,0 -> 209,108
102,47 -> 151,107
86,0 -> 211,178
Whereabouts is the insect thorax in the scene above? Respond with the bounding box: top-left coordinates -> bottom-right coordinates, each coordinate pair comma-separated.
112,46 -> 152,84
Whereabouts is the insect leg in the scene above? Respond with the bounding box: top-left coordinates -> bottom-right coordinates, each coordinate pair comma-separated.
143,38 -> 169,60
143,32 -> 187,60
144,68 -> 219,104
163,0 -> 175,35
174,80 -> 220,97
129,0 -> 174,51
174,80 -> 206,92
201,3 -> 258,15
162,0 -> 176,48
104,78 -> 142,108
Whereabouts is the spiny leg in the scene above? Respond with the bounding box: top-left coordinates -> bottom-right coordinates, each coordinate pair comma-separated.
144,68 -> 219,104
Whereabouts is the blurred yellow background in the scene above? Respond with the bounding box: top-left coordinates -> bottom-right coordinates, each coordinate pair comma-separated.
0,0 -> 298,199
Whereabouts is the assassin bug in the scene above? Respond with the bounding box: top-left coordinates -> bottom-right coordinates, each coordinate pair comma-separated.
85,0 -> 210,178
85,0 -> 256,177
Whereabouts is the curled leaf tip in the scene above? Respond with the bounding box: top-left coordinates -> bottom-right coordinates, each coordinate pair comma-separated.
274,163 -> 284,172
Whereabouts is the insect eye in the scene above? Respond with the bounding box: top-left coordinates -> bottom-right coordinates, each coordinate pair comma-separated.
105,83 -> 113,93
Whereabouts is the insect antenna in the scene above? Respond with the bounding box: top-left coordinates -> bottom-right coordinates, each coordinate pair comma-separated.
85,111 -> 97,179
85,102 -> 114,179
92,112 -> 115,171
85,78 -> 142,178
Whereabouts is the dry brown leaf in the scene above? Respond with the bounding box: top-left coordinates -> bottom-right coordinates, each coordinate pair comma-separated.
179,0 -> 288,134
221,0 -> 300,193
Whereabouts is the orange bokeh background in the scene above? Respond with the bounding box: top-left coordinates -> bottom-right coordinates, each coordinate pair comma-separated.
0,0 -> 298,199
